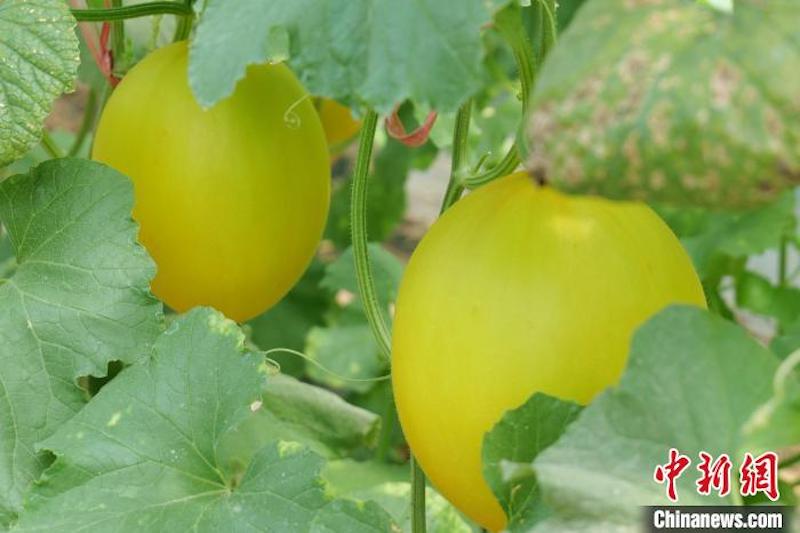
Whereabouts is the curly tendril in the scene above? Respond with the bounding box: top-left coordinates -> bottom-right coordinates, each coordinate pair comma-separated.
262,348 -> 391,383
283,94 -> 312,129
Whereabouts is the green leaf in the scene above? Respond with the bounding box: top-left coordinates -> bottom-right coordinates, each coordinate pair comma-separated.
325,461 -> 475,533
2,129 -> 77,178
554,0 -> 587,31
657,192 -> 796,281
306,324 -> 388,394
0,159 -> 161,525
15,309 -> 396,532
771,317 -> 800,359
350,483 -> 475,533
219,374 -> 381,462
736,271 -> 800,330
0,0 -> 79,167
321,244 -> 404,312
742,350 -> 800,456
189,0 -> 500,113
530,307 -> 782,531
524,0 -> 800,208
326,139 -> 411,248
482,394 -> 582,531
348,381 -> 406,462
324,460 -> 409,495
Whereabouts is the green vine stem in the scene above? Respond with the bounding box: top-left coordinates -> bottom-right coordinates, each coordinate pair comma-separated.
0,226 -> 10,283
40,130 -> 64,159
350,109 -> 426,531
374,385 -> 396,462
350,109 -> 393,360
89,84 -> 113,155
173,0 -> 196,42
71,2 -> 192,22
411,457 -> 426,532
111,0 -> 125,73
498,5 -> 538,115
778,237 -> 788,287
461,145 -> 520,189
440,99 -> 473,210
68,88 -> 97,157
462,3 -> 544,190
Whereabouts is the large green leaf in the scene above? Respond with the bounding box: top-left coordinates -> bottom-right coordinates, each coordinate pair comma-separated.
325,461 -> 475,533
14,309 -> 396,532
189,0 -> 502,113
0,159 -> 161,525
219,374 -> 381,461
482,394 -> 582,531
0,0 -> 79,167
524,0 -> 800,208
529,307 -> 784,531
324,459 -> 409,495
350,483 -> 475,533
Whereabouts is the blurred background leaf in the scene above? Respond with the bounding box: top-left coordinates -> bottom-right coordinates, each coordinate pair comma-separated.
524,0 -> 800,208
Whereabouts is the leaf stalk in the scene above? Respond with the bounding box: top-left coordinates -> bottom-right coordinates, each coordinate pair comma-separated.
71,2 -> 192,22
462,3 -> 545,189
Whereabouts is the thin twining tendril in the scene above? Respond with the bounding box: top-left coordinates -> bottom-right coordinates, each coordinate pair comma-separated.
262,347 -> 392,384
283,94 -> 312,129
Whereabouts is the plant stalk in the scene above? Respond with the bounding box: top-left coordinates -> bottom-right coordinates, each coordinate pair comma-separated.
440,99 -> 472,211
40,130 -> 64,159
462,3 -> 543,190
89,84 -> 113,155
350,110 -> 392,360
173,0 -> 196,41
71,2 -> 192,22
375,385 -> 396,462
350,110 -> 424,531
411,457 -> 426,532
111,0 -> 126,74
68,89 -> 97,157
778,237 -> 788,287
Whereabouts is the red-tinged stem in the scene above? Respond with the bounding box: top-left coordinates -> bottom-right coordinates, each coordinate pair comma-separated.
71,0 -> 120,87
385,107 -> 438,148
